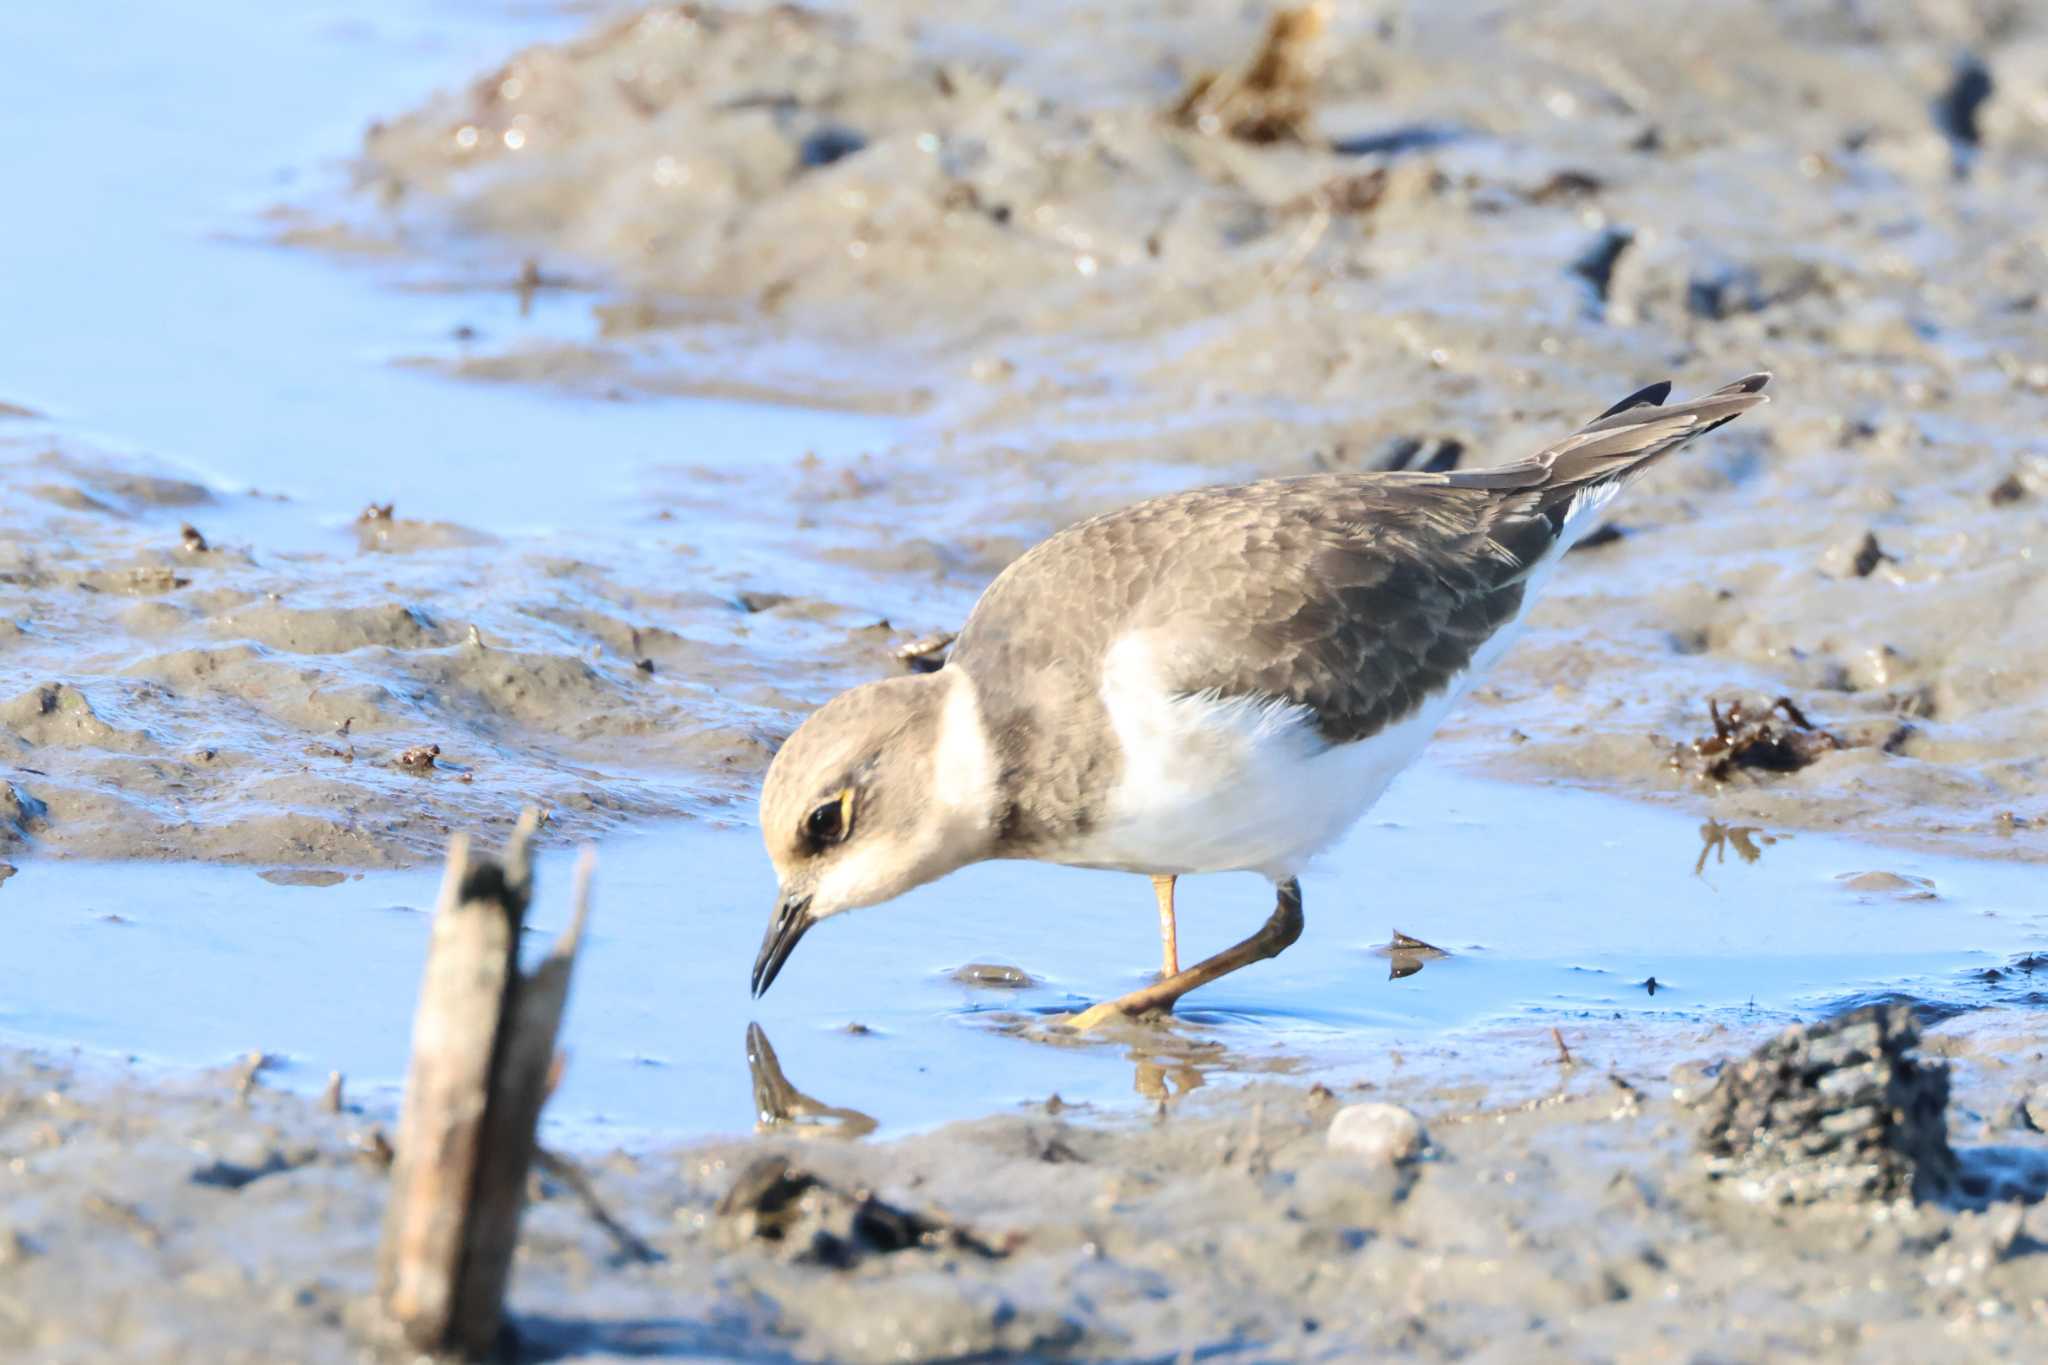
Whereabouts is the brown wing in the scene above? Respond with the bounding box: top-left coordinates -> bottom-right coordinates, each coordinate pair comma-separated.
950,374 -> 1769,834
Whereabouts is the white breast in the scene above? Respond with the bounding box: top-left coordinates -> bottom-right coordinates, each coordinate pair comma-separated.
1061,530 -> 1574,881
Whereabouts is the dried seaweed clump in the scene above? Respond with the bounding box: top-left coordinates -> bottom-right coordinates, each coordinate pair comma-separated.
1696,1003 -> 1956,1203
1671,696 -> 1842,782
1170,4 -> 1329,144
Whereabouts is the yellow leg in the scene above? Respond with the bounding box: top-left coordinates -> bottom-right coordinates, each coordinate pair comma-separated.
1153,874 -> 1179,978
1071,880 -> 1303,1031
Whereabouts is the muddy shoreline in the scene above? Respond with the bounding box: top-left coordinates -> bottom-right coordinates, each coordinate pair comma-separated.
6,1004 -> 2047,1361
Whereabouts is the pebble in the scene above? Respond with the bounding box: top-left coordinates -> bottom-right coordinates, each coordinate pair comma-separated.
1835,870 -> 1937,901
1327,1103 -> 1427,1166
950,962 -> 1037,988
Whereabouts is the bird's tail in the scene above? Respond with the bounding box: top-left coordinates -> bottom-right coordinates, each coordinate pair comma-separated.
1448,371 -> 1771,540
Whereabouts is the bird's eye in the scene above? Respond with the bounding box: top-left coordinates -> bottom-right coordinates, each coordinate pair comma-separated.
803,790 -> 853,851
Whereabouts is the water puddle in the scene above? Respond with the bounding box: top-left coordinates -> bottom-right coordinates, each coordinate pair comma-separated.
0,0 -> 891,540
5,763 -> 2040,1143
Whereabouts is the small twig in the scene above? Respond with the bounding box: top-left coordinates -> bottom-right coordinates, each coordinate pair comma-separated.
1551,1028 -> 1576,1068
534,1148 -> 662,1265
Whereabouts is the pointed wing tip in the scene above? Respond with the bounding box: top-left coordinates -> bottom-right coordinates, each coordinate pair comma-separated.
1594,380 -> 1674,421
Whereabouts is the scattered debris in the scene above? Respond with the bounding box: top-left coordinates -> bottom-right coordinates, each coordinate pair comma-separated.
1525,169 -> 1605,204
1169,3 -> 1328,144
1671,696 -> 1843,782
1931,54 -> 1993,167
1570,226 -> 1635,309
231,1049 -> 274,1103
178,523 -> 209,553
191,1148 -> 310,1190
797,123 -> 867,169
1696,1003 -> 1956,1203
1379,929 -> 1448,981
894,630 -> 956,673
715,1154 -> 999,1267
355,1127 -> 396,1170
1821,529 -> 1893,578
1326,1102 -> 1427,1166
83,1193 -> 162,1249
396,743 -> 441,771
1284,167 -> 1387,217
746,1022 -> 877,1141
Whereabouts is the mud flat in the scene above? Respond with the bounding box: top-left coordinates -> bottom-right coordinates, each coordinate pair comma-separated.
343,0 -> 2048,856
5,1004 -> 2048,1362
8,1 -> 2048,865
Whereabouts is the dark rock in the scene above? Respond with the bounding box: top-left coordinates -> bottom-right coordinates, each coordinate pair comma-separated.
1571,226 -> 1635,308
1696,1003 -> 1956,1202
1932,55 -> 1993,149
798,124 -> 867,169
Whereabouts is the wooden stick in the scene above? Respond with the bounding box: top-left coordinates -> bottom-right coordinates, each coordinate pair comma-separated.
376,813 -> 594,1359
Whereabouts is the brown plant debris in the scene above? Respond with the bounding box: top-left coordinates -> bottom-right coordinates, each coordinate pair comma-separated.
715,1155 -> 999,1267
1170,4 -> 1328,145
1696,1003 -> 1956,1203
1671,696 -> 1843,782
396,743 -> 441,770
1380,929 -> 1448,981
359,501 -> 395,522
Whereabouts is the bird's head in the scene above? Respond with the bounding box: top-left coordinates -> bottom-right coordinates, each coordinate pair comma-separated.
752,668 -> 999,996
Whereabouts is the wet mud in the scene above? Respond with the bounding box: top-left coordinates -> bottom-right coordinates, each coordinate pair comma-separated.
10,0 -> 2048,866
6,1006 -> 2048,1362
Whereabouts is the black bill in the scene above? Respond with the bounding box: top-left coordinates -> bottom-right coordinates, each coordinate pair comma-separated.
751,893 -> 812,997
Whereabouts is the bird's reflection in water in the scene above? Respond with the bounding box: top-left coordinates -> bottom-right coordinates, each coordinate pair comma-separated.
1694,819 -> 1781,876
744,1022 -> 878,1140
1375,929 -> 1449,981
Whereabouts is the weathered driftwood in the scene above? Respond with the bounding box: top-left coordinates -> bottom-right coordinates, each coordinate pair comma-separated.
376,809 -> 593,1358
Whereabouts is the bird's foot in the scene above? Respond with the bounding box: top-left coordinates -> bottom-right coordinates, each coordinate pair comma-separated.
1068,991 -> 1175,1032
1065,879 -> 1304,1033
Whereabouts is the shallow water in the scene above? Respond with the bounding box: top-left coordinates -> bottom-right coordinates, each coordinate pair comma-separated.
6,762 -> 2041,1143
0,0 -> 889,537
